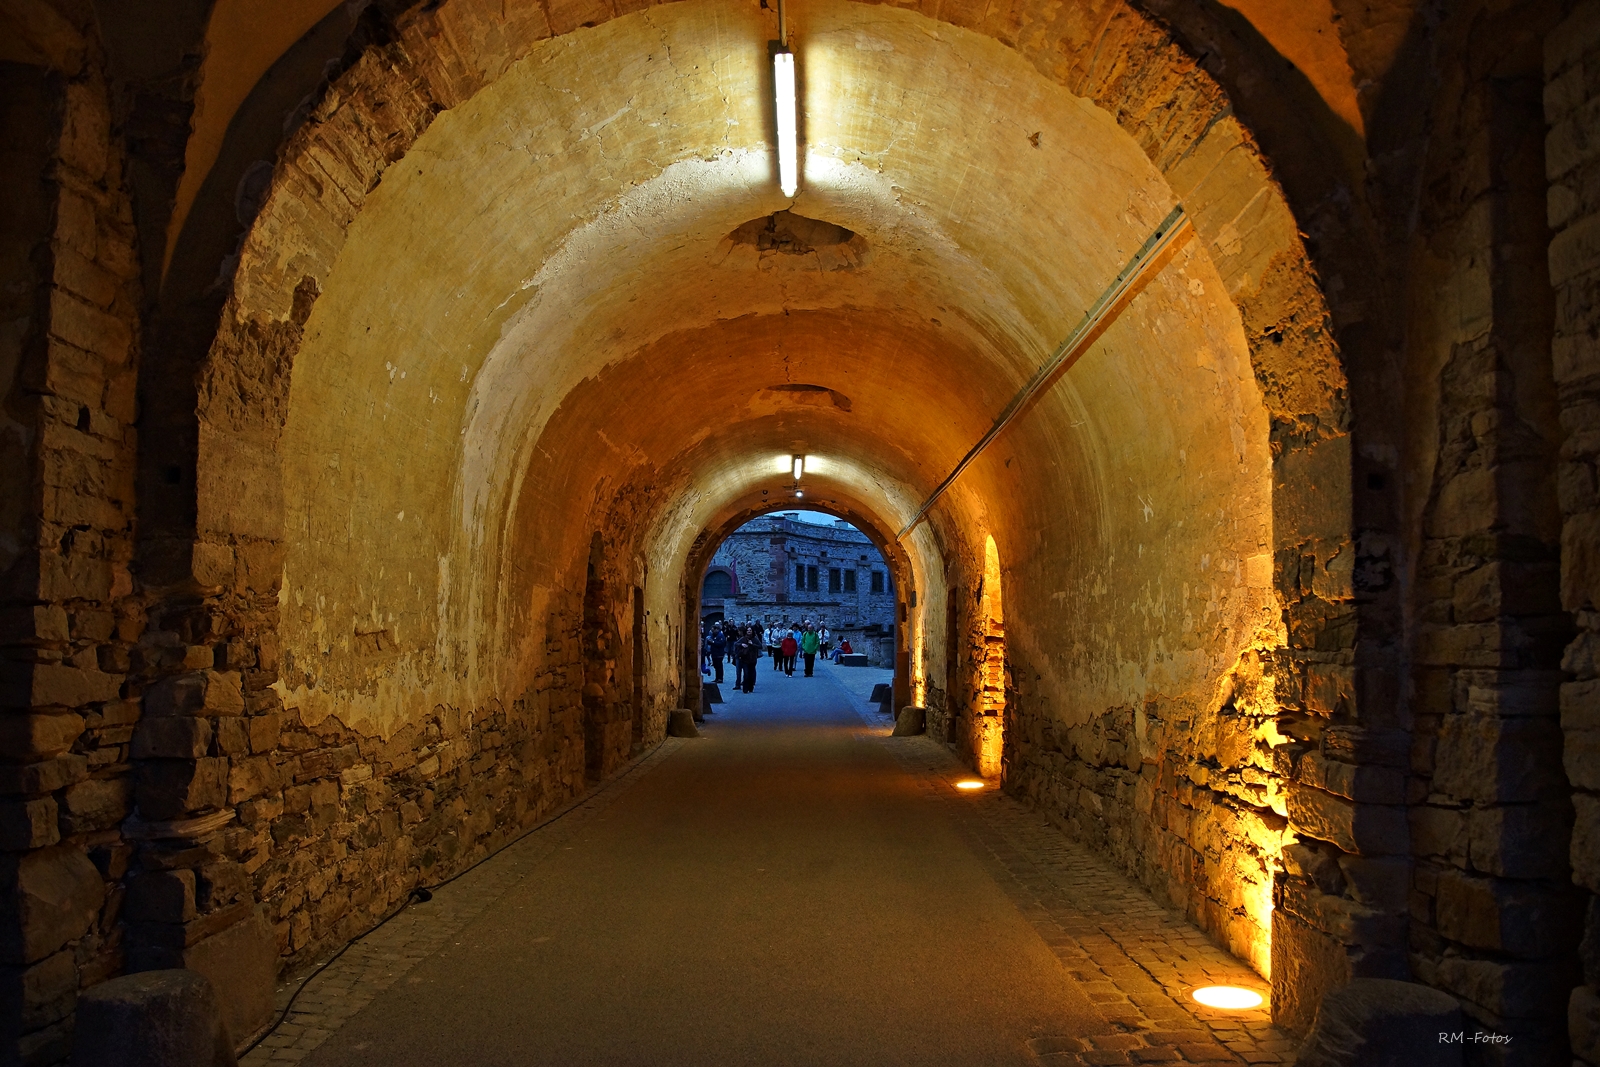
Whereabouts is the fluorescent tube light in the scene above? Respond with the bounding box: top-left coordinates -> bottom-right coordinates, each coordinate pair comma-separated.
774,51 -> 797,197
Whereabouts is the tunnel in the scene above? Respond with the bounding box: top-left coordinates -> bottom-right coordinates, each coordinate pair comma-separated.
0,0 -> 1593,1063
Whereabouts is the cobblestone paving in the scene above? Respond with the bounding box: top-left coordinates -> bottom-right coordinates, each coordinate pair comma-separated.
239,739 -> 684,1065
874,735 -> 1298,1065
245,670 -> 1298,1066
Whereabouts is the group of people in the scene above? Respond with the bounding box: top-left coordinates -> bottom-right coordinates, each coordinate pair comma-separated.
702,620 -> 852,693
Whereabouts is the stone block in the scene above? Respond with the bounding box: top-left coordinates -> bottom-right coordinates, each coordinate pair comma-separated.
1298,751 -> 1405,804
58,777 -> 130,835
70,969 -> 237,1067
1296,978 -> 1463,1067
1433,956 -> 1576,1020
246,713 -> 281,753
144,672 -> 245,718
1434,868 -> 1582,956
0,755 -> 89,796
0,845 -> 105,965
0,948 -> 77,1034
0,713 -> 85,758
125,870 -> 197,924
666,709 -> 699,737
891,705 -> 925,735
0,798 -> 59,850
131,717 -> 213,760
1566,509 -> 1600,611
11,664 -> 120,709
1573,985 -> 1600,1066
48,289 -> 131,364
1271,907 -> 1352,1035
1553,212 -> 1600,287
1467,802 -> 1574,878
1322,726 -> 1409,768
1335,855 -> 1410,911
1576,793 -> 1600,893
135,759 -> 227,822
1277,878 -> 1405,947
1433,715 -> 1564,803
1287,783 -> 1408,855
181,910 -> 276,1044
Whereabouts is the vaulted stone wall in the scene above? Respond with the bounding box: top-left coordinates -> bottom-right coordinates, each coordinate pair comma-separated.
9,0 -> 1594,1064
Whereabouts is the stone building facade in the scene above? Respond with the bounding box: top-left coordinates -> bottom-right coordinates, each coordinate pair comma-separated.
701,514 -> 895,633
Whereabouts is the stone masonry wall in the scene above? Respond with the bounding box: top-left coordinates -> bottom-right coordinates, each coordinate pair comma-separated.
1392,6 -> 1577,1063
1547,6 -> 1600,1063
0,15 -> 147,1065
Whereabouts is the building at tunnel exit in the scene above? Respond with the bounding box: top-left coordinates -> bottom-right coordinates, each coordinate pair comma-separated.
1,0 -> 1598,1062
701,514 -> 896,635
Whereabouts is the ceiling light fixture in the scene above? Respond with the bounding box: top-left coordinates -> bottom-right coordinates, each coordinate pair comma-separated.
792,455 -> 804,480
773,0 -> 798,197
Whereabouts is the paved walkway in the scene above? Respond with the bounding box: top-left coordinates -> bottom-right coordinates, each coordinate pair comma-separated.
246,663 -> 1296,1066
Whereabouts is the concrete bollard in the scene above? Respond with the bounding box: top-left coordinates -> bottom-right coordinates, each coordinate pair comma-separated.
72,969 -> 238,1067
667,709 -> 700,737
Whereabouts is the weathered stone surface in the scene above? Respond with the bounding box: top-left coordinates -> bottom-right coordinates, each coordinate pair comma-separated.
144,672 -> 245,718
71,969 -> 237,1067
1434,869 -> 1582,956
131,716 -> 214,759
126,870 -> 197,924
0,799 -> 59,851
135,758 -> 228,821
57,777 -> 131,835
667,709 -> 699,738
1296,978 -> 1463,1067
0,949 -> 78,1035
0,846 -> 105,965
891,705 -> 925,736
180,910 -> 276,1045
1286,784 -> 1408,855
0,713 -> 85,758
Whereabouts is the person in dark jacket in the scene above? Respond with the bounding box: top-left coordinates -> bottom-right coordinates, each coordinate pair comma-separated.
709,624 -> 727,683
736,626 -> 761,693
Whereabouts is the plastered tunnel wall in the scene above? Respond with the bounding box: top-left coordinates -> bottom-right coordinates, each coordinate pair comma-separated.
1,0 -> 1593,1062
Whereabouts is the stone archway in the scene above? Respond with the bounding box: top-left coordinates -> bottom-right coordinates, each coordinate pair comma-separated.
127,0 -> 1348,1036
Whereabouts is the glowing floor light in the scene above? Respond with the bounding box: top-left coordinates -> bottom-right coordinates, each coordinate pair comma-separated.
1191,986 -> 1264,1010
955,780 -> 984,790
774,50 -> 797,197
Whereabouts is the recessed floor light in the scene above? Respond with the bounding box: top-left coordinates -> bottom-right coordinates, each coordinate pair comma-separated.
955,780 -> 984,790
1191,986 -> 1264,1010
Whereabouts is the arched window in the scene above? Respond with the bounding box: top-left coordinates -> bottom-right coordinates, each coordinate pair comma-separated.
703,570 -> 733,599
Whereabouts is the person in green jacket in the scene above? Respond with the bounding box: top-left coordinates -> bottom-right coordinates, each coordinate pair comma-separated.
800,626 -> 821,677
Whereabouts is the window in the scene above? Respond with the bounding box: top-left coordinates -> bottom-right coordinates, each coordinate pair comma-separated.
796,563 -> 806,589
807,565 -> 819,591
844,570 -> 857,592
704,571 -> 732,598
828,568 -> 841,593
870,570 -> 885,594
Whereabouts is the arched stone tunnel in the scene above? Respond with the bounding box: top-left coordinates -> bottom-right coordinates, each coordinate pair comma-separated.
1,0 -> 1595,1062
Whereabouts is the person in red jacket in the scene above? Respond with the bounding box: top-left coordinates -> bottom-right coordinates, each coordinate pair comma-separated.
780,631 -> 798,676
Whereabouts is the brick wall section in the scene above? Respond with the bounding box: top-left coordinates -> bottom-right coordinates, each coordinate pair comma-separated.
1547,5 -> 1600,1063
0,20 -> 146,1066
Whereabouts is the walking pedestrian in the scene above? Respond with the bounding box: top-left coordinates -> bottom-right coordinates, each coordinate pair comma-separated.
801,625 -> 820,677
780,631 -> 798,676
